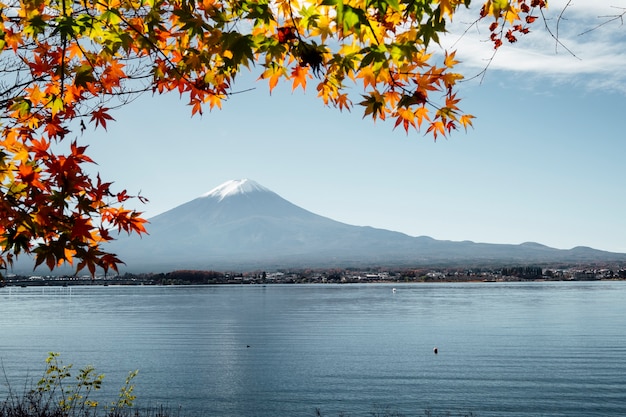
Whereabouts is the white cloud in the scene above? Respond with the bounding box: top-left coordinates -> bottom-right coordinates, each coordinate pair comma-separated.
440,0 -> 626,92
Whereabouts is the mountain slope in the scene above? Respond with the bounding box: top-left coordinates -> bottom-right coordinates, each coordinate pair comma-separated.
103,179 -> 626,272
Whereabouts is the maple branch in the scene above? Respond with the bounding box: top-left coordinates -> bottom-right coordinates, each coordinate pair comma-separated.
578,6 -> 626,36
94,2 -> 191,85
543,3 -> 580,59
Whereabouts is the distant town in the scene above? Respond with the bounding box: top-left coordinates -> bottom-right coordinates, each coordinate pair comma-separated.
2,263 -> 626,287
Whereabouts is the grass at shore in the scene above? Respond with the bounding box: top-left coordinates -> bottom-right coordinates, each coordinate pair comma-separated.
2,354 -> 476,417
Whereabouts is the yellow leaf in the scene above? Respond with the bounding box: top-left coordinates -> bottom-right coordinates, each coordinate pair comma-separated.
459,114 -> 475,131
259,65 -> 286,94
437,0 -> 457,20
316,80 -> 334,105
443,51 -> 459,69
49,97 -> 64,116
503,3 -> 520,24
207,93 -> 223,110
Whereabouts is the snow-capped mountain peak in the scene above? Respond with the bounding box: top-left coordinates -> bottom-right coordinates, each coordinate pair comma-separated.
201,179 -> 269,201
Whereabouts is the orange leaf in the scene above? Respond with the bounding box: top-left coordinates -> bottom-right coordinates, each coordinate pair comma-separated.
414,106 -> 430,129
291,65 -> 309,91
426,120 -> 446,140
393,108 -> 417,132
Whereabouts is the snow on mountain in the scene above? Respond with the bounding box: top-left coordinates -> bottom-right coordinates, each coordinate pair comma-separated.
201,179 -> 270,201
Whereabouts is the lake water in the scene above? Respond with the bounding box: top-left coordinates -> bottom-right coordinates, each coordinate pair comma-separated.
1,282 -> 626,416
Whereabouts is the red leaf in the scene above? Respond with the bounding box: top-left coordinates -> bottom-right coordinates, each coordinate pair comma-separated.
90,107 -> 115,130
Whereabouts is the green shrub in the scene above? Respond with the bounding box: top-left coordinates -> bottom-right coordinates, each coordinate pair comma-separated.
1,353 -> 138,417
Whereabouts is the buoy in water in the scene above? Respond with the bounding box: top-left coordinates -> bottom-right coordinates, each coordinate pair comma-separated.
433,347 -> 438,354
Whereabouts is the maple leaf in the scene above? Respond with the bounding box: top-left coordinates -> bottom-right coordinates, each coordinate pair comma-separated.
443,51 -> 459,69
30,138 -> 50,158
190,98 -> 203,115
90,107 -> 115,130
18,163 -> 37,183
459,114 -> 475,131
426,120 -> 446,140
316,80 -> 334,105
117,189 -> 130,202
207,92 -> 223,110
414,106 -> 430,129
334,93 -> 351,111
26,84 -> 45,106
260,64 -> 287,94
44,117 -> 69,139
359,92 -> 386,121
75,246 -> 102,276
359,66 -> 378,90
70,141 -> 95,164
393,107 -> 417,132
437,0 -> 459,21
71,215 -> 94,240
98,252 -> 123,274
291,65 -> 309,91
102,60 -> 126,90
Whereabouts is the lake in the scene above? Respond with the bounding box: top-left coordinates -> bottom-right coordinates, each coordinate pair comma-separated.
1,282 -> 626,416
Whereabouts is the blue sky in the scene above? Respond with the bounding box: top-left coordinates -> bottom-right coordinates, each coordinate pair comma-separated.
85,0 -> 626,254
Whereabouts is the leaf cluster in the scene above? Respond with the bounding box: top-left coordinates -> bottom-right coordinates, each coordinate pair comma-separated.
0,0 -> 544,274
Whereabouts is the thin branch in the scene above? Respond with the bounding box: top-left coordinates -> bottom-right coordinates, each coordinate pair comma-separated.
578,7 -> 626,36
541,7 -> 581,60
555,0 -> 572,53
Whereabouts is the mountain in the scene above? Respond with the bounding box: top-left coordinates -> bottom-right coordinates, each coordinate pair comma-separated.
95,179 -> 626,273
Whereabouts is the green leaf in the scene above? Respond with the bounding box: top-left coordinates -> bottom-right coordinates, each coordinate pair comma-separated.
341,5 -> 365,33
74,64 -> 96,87
389,42 -> 417,62
222,32 -> 255,68
359,92 -> 385,120
358,45 -> 387,71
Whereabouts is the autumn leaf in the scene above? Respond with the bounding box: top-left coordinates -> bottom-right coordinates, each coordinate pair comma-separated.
259,64 -> 286,94
414,106 -> 430,129
426,120 -> 446,140
393,107 -> 417,132
334,93 -> 351,111
359,92 -> 386,121
291,65 -> 309,91
207,92 -> 223,110
444,51 -> 459,69
459,114 -> 475,131
90,107 -> 115,130
71,215 -> 94,240
437,0 -> 460,21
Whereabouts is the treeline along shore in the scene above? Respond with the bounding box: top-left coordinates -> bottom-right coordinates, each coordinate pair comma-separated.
3,263 -> 626,287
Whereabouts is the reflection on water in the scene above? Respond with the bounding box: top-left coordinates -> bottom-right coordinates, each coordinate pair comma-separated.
2,282 -> 626,416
